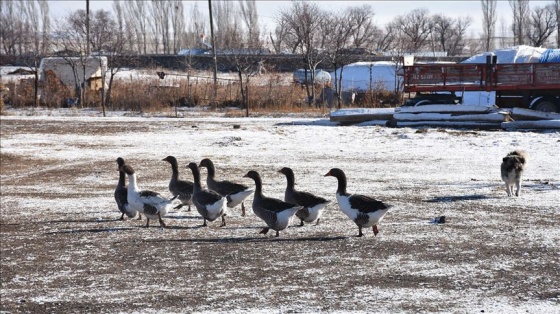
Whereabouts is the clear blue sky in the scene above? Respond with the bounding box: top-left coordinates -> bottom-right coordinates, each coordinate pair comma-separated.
48,0 -> 554,35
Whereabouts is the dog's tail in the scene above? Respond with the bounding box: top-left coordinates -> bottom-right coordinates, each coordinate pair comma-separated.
508,150 -> 528,164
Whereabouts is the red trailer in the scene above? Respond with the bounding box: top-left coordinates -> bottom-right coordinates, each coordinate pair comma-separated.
401,56 -> 560,113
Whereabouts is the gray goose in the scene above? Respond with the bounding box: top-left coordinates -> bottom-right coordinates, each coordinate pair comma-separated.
278,167 -> 330,226
162,156 -> 194,211
114,157 -> 139,220
243,170 -> 302,237
198,158 -> 253,217
324,168 -> 392,237
187,162 -> 228,227
119,164 -> 177,228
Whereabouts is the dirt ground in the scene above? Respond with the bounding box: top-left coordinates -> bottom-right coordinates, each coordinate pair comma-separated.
1,114 -> 559,313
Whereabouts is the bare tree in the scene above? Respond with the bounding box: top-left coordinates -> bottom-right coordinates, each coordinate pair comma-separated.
527,4 -> 558,47
0,1 -> 18,54
509,0 -> 530,45
393,8 -> 433,53
184,2 -> 207,49
432,14 -> 471,56
39,0 -> 50,54
0,0 -> 49,55
555,0 -> 560,47
239,0 -> 260,48
171,0 -> 185,53
346,4 -> 378,52
279,1 -> 325,105
375,22 -> 397,53
481,0 -> 497,51
213,1 -> 242,49
125,1 -> 149,53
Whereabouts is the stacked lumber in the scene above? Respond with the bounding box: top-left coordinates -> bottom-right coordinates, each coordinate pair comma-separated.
392,105 -> 508,129
502,108 -> 560,130
329,105 -> 560,130
329,108 -> 395,125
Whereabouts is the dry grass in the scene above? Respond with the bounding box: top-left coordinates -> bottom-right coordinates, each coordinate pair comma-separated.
3,69 -> 402,113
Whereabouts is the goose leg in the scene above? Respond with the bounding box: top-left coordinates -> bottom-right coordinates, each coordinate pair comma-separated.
275,230 -> 280,237
145,218 -> 150,228
241,202 -> 246,217
357,225 -> 363,237
220,215 -> 226,227
202,218 -> 207,227
259,227 -> 269,235
158,213 -> 166,228
174,204 -> 183,210
315,218 -> 321,226
119,213 -> 125,220
137,213 -> 142,220
299,219 -> 304,227
372,225 -> 379,236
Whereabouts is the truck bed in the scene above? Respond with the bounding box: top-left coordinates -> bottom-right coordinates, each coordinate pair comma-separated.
402,62 -> 560,92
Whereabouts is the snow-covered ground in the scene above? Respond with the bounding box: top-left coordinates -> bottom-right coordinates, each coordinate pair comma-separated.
1,109 -> 559,313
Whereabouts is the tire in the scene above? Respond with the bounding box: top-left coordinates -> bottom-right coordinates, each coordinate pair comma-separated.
533,99 -> 559,113
414,99 -> 432,107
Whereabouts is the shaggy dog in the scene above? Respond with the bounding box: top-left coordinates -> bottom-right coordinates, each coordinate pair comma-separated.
500,150 -> 527,197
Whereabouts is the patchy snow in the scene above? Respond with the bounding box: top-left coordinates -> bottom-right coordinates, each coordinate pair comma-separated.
1,109 -> 559,313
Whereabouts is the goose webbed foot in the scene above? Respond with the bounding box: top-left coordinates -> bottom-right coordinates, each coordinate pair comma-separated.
372,225 -> 379,236
259,227 -> 270,235
119,213 -> 125,221
357,226 -> 363,237
158,213 -> 166,228
173,204 -> 183,210
202,219 -> 207,227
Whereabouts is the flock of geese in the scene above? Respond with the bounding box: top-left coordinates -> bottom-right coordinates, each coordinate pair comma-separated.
115,156 -> 392,237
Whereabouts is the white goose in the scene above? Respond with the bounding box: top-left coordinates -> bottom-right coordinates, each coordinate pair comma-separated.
119,164 -> 177,228
114,157 -> 138,220
324,168 -> 392,237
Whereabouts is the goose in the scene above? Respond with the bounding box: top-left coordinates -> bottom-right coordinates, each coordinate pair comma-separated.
187,162 -> 228,227
278,167 -> 330,226
324,168 -> 392,237
119,164 -> 177,228
114,157 -> 138,220
198,158 -> 253,217
162,156 -> 194,211
243,170 -> 302,237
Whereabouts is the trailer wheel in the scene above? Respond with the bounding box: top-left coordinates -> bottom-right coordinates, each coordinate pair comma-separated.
533,99 -> 559,113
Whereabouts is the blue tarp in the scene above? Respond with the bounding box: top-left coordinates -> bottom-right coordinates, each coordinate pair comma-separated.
539,49 -> 560,63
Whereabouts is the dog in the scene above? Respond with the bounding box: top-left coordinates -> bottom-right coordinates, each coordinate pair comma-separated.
500,150 -> 527,197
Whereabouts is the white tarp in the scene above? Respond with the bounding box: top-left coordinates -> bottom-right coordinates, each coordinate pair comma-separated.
39,56 -> 108,90
461,45 -> 547,64
331,61 -> 401,92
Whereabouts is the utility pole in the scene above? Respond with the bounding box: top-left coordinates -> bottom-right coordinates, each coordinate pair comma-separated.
86,0 -> 90,55
208,0 -> 218,106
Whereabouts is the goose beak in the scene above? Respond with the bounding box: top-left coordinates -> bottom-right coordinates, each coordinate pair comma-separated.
324,171 -> 331,177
